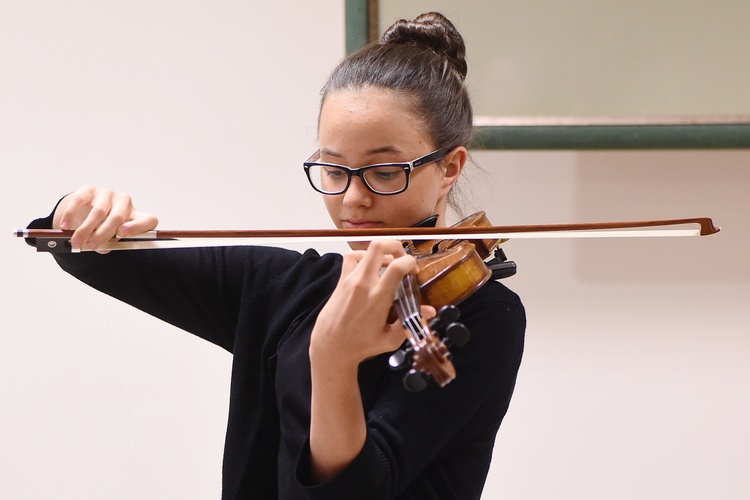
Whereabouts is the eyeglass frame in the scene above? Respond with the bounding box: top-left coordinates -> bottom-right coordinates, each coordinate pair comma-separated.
303,147 -> 454,196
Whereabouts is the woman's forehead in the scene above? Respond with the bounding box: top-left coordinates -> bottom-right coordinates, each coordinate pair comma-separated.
322,87 -> 414,119
319,88 -> 433,157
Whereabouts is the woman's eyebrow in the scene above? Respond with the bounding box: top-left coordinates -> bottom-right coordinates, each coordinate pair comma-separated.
320,148 -> 344,159
320,145 -> 403,159
366,145 -> 402,155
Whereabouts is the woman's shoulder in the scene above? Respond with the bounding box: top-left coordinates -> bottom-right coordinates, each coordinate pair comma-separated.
219,246 -> 345,302
455,279 -> 526,362
462,279 -> 524,318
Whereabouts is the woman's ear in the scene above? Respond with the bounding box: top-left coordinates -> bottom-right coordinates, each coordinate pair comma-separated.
439,146 -> 467,195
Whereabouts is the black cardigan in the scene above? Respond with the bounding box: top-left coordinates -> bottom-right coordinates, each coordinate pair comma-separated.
28,213 -> 525,499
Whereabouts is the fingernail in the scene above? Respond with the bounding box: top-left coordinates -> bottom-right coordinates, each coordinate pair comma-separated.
60,220 -> 69,230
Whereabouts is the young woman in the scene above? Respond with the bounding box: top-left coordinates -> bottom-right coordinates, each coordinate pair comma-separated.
28,12 -> 525,500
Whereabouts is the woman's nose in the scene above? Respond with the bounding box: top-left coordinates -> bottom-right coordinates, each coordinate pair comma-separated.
342,177 -> 373,207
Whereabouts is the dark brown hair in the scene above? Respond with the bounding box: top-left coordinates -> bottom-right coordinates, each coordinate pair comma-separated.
320,12 -> 473,152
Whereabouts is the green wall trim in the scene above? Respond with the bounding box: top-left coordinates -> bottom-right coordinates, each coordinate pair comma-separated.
471,123 -> 750,150
345,0 -> 369,55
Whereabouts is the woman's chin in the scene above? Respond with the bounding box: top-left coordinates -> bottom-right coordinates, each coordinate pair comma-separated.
347,241 -> 370,251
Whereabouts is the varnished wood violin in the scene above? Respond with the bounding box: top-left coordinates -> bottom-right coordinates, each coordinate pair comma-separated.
387,211 -> 511,391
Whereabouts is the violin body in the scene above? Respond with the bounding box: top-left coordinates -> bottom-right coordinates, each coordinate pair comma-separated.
411,211 -> 504,260
391,212 -> 505,391
415,240 -> 491,311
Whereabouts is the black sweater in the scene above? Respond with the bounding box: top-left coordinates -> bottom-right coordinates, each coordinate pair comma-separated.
29,215 -> 525,499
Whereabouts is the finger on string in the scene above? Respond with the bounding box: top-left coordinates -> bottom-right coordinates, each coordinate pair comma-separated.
357,240 -> 407,278
420,305 -> 436,321
380,254 -> 395,267
377,252 -> 418,293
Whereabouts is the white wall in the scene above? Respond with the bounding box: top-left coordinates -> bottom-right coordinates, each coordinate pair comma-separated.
1,2 -> 748,499
1,2 -> 343,498
475,149 -> 750,499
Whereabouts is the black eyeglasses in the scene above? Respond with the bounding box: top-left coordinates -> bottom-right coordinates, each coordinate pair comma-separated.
303,148 -> 452,196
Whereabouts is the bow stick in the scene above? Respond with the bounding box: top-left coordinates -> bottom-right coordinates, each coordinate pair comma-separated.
15,217 -> 719,253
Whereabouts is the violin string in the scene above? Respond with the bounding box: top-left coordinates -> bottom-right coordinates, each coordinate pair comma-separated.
401,274 -> 428,342
405,274 -> 425,340
395,276 -> 425,344
394,274 -> 454,385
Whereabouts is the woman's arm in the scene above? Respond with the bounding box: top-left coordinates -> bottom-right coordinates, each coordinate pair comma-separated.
299,276 -> 525,499
33,186 -> 256,351
307,240 -> 424,482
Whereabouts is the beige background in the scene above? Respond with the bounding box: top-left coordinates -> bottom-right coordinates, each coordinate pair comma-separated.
1,1 -> 748,498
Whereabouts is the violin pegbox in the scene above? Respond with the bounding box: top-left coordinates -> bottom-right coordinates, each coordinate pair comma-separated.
428,304 -> 470,348
388,304 -> 470,392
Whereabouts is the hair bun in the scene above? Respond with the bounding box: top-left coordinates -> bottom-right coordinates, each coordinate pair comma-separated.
381,12 -> 468,79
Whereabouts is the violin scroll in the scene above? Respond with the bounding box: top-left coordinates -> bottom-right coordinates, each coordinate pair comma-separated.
388,304 -> 470,392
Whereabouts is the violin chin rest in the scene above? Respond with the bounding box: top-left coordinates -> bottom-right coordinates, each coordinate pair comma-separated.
486,247 -> 517,280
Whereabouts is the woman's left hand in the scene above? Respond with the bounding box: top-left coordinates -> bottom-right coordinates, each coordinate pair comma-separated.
310,239 -> 431,370
308,239 -> 433,483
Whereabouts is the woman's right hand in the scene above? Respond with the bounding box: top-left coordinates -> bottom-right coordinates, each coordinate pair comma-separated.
53,186 -> 159,251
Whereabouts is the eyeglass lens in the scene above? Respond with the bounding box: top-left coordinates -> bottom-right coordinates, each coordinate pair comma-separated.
308,164 -> 408,194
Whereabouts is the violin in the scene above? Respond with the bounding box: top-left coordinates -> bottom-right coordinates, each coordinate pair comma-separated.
386,212 -> 513,392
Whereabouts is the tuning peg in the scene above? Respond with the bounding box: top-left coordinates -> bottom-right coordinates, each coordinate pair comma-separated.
403,369 -> 429,392
438,304 -> 460,323
443,322 -> 470,347
428,304 -> 461,332
388,346 -> 413,370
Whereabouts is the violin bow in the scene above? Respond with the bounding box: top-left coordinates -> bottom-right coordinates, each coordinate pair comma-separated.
15,217 -> 720,253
